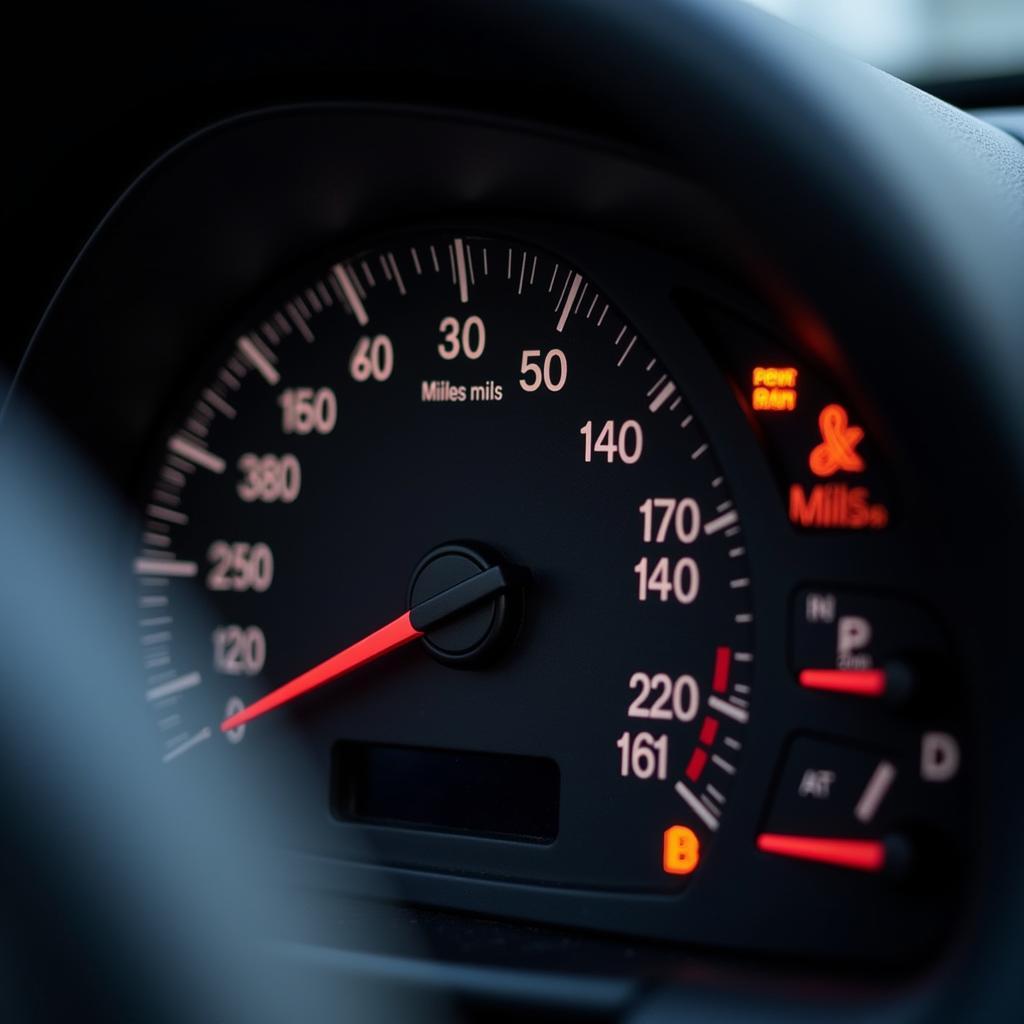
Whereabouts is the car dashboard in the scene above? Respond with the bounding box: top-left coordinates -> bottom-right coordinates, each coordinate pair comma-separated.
2,3 -> 1023,1022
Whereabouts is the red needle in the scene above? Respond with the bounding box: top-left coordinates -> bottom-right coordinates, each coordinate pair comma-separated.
220,612 -> 422,733
219,561 -> 520,733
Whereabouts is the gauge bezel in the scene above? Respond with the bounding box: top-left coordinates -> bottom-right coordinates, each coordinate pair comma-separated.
4,104 -> 974,968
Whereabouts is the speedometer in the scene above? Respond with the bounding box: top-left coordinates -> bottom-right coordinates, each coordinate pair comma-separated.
133,231 -> 753,889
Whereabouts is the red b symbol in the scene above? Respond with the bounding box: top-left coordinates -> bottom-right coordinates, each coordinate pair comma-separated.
809,404 -> 865,477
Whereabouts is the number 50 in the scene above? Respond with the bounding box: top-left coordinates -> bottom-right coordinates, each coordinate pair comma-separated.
519,349 -> 567,392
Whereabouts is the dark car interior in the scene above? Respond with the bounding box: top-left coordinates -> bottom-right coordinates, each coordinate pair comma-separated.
2,1 -> 1023,1020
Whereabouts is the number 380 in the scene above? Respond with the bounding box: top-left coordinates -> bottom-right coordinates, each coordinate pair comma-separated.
236,453 -> 301,504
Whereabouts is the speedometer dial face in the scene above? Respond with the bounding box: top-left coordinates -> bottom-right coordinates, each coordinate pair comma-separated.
134,232 -> 753,890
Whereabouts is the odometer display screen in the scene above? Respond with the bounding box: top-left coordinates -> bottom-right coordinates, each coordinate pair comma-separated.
331,741 -> 561,843
134,232 -> 753,890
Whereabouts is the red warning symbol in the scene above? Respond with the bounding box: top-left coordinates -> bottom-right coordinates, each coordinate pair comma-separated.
809,404 -> 865,477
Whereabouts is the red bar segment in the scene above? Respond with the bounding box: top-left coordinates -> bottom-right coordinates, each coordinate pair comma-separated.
712,646 -> 731,693
698,716 -> 719,747
757,833 -> 886,872
685,748 -> 708,782
799,667 -> 886,697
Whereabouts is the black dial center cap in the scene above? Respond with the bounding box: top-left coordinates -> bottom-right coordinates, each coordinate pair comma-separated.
407,542 -> 525,667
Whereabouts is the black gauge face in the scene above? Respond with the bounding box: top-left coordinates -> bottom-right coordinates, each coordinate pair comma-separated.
134,232 -> 753,889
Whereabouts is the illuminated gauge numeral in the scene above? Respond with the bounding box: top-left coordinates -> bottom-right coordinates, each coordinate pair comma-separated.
212,625 -> 266,676
580,419 -> 643,464
634,556 -> 700,603
627,672 -> 699,722
616,730 -> 669,780
639,497 -> 701,543
349,335 -> 394,382
237,453 -> 301,504
206,541 -> 274,593
438,315 -> 486,360
519,349 -> 567,392
223,697 -> 247,745
278,387 -> 337,434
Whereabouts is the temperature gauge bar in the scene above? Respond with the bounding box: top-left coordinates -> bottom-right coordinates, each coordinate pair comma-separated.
757,832 -> 888,873
759,734 -> 961,880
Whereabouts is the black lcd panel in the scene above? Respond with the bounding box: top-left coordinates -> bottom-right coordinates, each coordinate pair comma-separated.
332,742 -> 559,843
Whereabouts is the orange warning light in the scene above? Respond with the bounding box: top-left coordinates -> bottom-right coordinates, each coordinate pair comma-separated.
809,404 -> 865,476
751,366 -> 798,412
663,824 -> 701,875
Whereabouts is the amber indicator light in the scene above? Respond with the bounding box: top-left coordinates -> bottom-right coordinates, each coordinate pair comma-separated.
663,824 -> 701,875
751,366 -> 798,412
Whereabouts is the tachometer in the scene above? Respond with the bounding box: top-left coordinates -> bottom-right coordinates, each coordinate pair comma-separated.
133,232 -> 753,889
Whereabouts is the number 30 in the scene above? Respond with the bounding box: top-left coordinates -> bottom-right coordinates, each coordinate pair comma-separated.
438,315 -> 486,360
